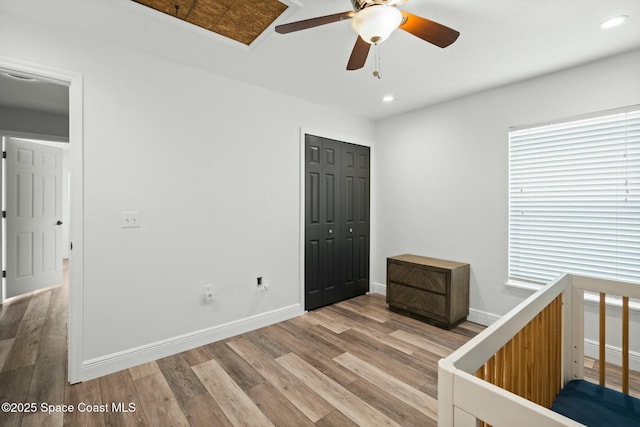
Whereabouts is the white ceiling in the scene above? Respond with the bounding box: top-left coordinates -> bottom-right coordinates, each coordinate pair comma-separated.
1,0 -> 639,120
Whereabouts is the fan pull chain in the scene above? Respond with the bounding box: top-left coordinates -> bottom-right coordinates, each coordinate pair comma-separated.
372,43 -> 381,79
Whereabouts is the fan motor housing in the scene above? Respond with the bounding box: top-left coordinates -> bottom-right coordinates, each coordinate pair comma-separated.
350,0 -> 406,12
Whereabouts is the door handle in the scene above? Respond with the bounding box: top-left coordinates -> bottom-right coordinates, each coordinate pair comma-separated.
56,220 -> 63,226
349,227 -> 353,233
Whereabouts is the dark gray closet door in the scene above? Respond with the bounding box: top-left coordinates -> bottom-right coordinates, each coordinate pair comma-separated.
305,134 -> 370,310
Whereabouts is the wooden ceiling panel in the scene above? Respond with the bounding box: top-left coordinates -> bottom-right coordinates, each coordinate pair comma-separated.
133,0 -> 288,46
134,0 -> 196,19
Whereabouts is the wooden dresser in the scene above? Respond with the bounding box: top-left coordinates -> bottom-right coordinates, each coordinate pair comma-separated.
386,254 -> 470,329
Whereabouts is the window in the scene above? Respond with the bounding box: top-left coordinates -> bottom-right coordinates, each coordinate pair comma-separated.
508,107 -> 640,285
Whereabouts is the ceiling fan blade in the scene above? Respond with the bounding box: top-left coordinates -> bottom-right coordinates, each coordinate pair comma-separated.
275,11 -> 355,34
399,11 -> 460,48
347,36 -> 371,70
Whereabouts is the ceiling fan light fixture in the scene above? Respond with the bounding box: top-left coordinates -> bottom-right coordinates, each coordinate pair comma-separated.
351,5 -> 403,44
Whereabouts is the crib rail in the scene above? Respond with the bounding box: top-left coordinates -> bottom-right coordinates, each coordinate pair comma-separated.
475,293 -> 563,413
571,275 -> 639,393
438,274 -> 639,427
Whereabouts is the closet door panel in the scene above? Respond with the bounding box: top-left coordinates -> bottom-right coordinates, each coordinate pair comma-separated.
305,134 -> 369,310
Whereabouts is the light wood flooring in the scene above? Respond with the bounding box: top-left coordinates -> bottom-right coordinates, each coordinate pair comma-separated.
1,273 -> 637,426
0,271 -> 484,426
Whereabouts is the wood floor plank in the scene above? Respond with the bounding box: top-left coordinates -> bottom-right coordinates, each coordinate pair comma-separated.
98,369 -> 147,426
64,379 -> 106,427
192,358 -> 274,427
325,304 -> 397,334
133,371 -> 190,426
247,381 -> 316,427
334,351 -> 439,419
0,338 -> 15,372
227,337 -> 333,423
385,317 -> 471,348
2,291 -> 51,371
390,329 -> 453,358
277,352 -> 402,427
306,310 -> 352,334
27,290 -> 67,405
244,325 -> 300,359
309,324 -> 432,389
180,393 -> 233,427
455,321 -> 486,336
351,325 -> 419,355
179,347 -> 212,367
21,410 -> 63,427
336,298 -> 391,323
128,361 -> 160,380
0,365 -> 34,427
0,297 -> 30,340
156,354 -> 207,404
269,321 -> 359,385
203,340 -> 264,392
346,378 -> 435,427
315,409 -> 359,427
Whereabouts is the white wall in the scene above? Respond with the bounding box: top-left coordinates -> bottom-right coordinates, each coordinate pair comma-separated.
0,107 -> 69,139
0,12 -> 374,378
374,48 -> 640,359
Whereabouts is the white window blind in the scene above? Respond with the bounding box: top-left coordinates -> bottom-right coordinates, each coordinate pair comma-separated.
508,107 -> 640,285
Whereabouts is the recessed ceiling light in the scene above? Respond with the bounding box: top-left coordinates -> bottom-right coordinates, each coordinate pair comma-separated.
382,95 -> 394,102
600,15 -> 628,29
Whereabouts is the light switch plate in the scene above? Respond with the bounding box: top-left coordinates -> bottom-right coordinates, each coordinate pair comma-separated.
121,211 -> 140,228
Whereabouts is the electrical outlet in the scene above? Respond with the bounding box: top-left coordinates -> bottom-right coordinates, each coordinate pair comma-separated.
203,285 -> 214,304
121,211 -> 140,228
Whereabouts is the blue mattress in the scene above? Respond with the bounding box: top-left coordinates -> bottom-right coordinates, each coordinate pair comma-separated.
551,380 -> 640,427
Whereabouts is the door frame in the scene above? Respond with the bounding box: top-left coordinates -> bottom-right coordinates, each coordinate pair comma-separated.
298,127 -> 373,311
0,57 -> 84,383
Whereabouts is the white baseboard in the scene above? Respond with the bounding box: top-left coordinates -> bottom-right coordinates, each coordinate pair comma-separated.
584,338 -> 640,372
467,308 -> 501,327
80,303 -> 303,381
370,281 -> 386,295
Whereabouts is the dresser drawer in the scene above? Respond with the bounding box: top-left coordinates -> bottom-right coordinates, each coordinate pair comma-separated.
388,283 -> 446,318
388,262 -> 447,294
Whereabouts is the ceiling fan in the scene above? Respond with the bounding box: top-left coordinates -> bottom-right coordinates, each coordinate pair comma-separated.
275,0 -> 460,71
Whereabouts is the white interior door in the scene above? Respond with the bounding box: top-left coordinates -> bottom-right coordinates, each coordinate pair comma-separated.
5,137 -> 63,298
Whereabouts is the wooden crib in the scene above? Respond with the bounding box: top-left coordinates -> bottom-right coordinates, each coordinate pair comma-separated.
438,273 -> 640,426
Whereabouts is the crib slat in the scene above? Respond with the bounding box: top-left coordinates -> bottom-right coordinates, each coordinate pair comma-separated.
550,296 -> 556,404
543,301 -> 550,407
487,355 -> 495,386
516,330 -> 523,397
504,339 -> 513,393
495,347 -> 503,389
622,296 -> 629,395
554,295 -> 562,398
525,320 -> 533,401
599,292 -> 606,387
